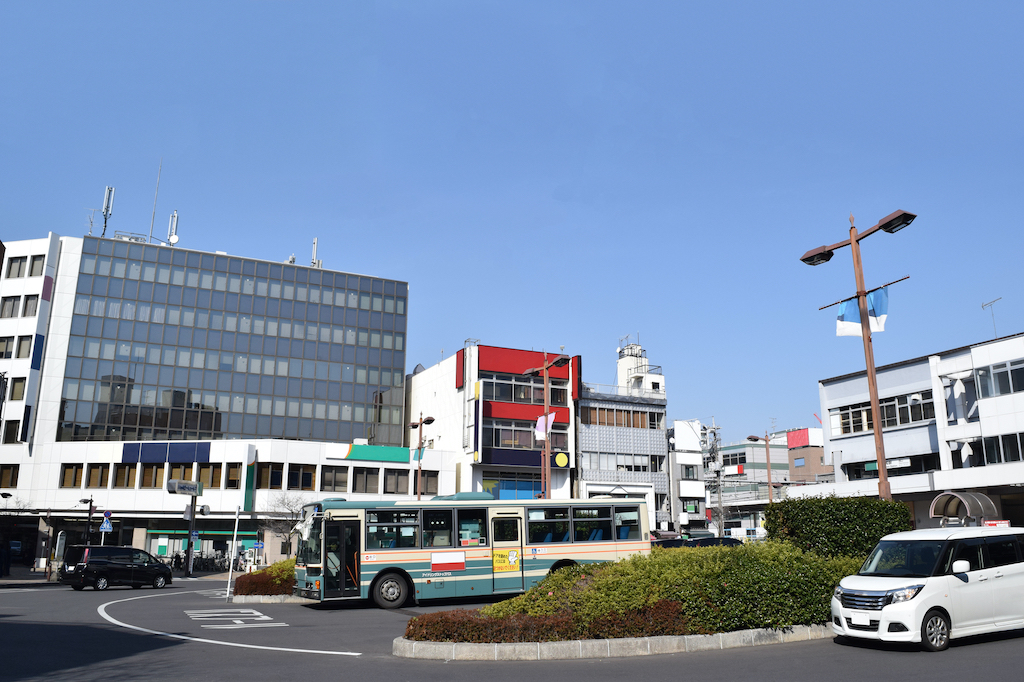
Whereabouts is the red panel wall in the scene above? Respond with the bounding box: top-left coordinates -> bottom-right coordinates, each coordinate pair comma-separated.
455,348 -> 465,389
787,429 -> 809,449
484,402 -> 572,424
478,346 -> 571,379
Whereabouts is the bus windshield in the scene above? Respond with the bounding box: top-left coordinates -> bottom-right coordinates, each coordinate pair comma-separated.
296,516 -> 322,566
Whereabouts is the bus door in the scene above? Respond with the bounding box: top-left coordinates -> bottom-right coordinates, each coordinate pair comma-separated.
491,516 -> 524,593
324,520 -> 361,598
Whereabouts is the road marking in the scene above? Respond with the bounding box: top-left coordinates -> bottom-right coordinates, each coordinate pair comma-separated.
97,591 -> 360,656
184,608 -> 288,629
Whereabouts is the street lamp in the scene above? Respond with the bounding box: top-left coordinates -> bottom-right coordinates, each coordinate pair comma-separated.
746,434 -> 774,504
409,413 -> 435,501
80,496 -> 94,544
799,209 -> 917,501
524,353 -> 570,499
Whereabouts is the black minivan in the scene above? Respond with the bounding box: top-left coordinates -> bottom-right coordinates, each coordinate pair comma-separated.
60,546 -> 173,591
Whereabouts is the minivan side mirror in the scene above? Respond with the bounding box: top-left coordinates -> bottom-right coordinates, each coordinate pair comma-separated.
952,559 -> 971,574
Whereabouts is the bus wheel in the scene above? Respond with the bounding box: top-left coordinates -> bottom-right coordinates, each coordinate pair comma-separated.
373,572 -> 407,609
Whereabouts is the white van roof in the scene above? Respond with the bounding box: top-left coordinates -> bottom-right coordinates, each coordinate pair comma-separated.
882,526 -> 1024,542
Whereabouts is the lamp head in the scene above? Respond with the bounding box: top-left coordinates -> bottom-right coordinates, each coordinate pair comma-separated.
422,416 -> 435,426
800,246 -> 834,266
0,492 -> 11,499
877,209 -> 917,234
551,355 -> 570,368
746,435 -> 761,442
80,498 -> 91,505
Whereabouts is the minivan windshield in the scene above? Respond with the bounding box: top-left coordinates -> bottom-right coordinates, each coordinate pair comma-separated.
859,540 -> 946,578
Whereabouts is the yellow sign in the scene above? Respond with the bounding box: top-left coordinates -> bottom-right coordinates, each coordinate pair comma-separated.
492,549 -> 520,573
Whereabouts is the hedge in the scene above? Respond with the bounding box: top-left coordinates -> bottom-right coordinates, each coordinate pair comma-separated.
404,542 -> 861,642
233,558 -> 297,596
764,495 -> 913,558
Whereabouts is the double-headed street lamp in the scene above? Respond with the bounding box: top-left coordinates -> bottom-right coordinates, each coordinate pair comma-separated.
80,496 -> 94,544
800,209 -> 917,502
746,433 -> 774,503
524,352 -> 570,500
409,413 -> 435,501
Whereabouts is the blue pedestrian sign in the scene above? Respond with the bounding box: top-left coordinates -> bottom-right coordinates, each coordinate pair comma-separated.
99,519 -> 113,533
190,531 -> 199,540
253,542 -> 264,549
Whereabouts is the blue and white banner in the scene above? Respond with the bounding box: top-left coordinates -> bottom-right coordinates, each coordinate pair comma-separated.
836,286 -> 888,337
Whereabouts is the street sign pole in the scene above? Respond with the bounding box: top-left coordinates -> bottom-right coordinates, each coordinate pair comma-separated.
225,505 -> 241,603
187,495 -> 198,577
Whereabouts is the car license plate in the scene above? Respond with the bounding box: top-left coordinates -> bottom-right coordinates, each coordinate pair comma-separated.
851,612 -> 870,626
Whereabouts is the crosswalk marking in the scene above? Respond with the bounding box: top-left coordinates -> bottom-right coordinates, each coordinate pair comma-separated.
184,608 -> 288,629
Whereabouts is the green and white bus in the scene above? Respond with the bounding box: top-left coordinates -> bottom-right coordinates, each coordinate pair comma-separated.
293,493 -> 650,608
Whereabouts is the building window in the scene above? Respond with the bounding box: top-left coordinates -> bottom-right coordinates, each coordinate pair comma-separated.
321,466 -> 348,492
113,464 -> 136,488
383,468 -> 409,495
0,337 -> 12,359
198,463 -> 221,489
723,450 -> 746,466
15,336 -> 31,359
794,457 -> 806,468
140,463 -> 164,488
0,297 -> 18,318
352,467 -> 379,494
86,464 -> 110,488
2,421 -> 19,444
482,418 -> 569,451
829,390 -> 934,437
22,295 -> 38,317
413,470 -> 439,496
226,463 -> 242,489
0,464 -> 18,488
580,407 -> 663,430
287,464 -> 316,491
29,255 -> 45,277
682,465 -> 698,480
6,257 -> 26,278
280,540 -> 291,555
60,464 -> 84,488
480,372 -> 569,407
168,463 -> 192,481
9,378 -> 25,401
482,470 -> 541,500
256,463 -> 283,489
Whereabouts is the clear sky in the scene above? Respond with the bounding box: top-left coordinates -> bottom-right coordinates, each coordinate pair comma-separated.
3,2 -> 1023,444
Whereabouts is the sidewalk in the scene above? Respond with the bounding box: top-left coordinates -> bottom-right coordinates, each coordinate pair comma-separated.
0,563 -> 236,589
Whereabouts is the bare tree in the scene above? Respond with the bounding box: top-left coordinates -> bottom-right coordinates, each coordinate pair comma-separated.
257,492 -> 307,557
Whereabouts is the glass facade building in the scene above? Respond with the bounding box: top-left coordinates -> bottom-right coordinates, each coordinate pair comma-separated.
57,237 -> 407,445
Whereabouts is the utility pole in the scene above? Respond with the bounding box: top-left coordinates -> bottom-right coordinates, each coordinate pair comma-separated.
701,420 -> 724,538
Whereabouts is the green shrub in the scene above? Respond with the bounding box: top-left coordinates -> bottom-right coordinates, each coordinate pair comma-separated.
233,558 -> 296,596
406,542 -> 861,642
764,495 -> 912,558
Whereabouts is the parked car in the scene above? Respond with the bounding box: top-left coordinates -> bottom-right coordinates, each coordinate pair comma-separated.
60,545 -> 172,591
684,537 -> 743,548
831,526 -> 1024,651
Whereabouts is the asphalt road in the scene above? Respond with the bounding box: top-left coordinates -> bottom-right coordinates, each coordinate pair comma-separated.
3,583 -> 1024,681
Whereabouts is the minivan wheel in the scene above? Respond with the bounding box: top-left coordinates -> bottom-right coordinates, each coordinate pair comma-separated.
921,609 -> 950,652
153,575 -> 167,589
94,576 -> 109,591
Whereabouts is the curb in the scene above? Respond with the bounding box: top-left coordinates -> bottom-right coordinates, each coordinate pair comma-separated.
393,623 -> 834,660
230,595 -> 318,604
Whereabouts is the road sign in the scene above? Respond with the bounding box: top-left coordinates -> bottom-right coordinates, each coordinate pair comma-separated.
99,519 -> 113,533
168,479 -> 203,496
191,530 -> 199,540
103,510 -> 112,518
254,542 -> 264,549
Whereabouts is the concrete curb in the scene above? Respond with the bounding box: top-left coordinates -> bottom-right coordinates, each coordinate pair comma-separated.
230,594 -> 318,604
393,623 -> 834,660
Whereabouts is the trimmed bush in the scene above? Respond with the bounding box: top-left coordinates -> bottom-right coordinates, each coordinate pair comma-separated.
405,542 -> 861,642
233,558 -> 297,596
764,495 -> 913,558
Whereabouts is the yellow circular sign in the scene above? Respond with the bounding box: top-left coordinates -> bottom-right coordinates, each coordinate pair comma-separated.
555,452 -> 569,468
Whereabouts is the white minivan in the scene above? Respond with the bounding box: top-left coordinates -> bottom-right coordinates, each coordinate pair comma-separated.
832,526 -> 1024,651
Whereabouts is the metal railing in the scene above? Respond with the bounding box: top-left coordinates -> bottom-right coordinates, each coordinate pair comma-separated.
582,382 -> 666,400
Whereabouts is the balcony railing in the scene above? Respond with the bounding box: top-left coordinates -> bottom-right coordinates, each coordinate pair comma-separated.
582,382 -> 666,400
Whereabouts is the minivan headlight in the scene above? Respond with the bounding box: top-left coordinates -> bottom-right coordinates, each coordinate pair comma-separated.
886,585 -> 923,604
833,586 -> 844,599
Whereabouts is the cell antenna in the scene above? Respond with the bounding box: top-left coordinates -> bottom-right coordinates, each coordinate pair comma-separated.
167,210 -> 179,246
148,159 -> 162,243
101,186 -> 115,237
311,238 -> 322,268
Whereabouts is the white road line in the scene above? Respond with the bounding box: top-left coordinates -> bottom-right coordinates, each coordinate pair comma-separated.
97,591 -> 361,656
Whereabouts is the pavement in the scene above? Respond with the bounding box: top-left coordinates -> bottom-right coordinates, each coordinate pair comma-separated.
0,561 -> 236,589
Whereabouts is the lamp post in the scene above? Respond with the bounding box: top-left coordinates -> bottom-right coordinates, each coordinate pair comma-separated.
79,496 -> 94,544
409,413 -> 435,501
800,209 -> 917,502
524,353 -> 570,499
746,433 -> 774,504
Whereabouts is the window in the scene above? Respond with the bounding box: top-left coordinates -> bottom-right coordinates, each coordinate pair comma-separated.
29,255 -> 44,277
3,421 -> 19,444
321,466 -> 348,492
614,506 -> 641,540
0,297 -> 18,318
15,336 -> 31,359
22,295 -> 38,317
86,464 -> 109,488
60,464 -> 84,488
226,463 -> 242,489
723,450 -> 746,466
6,257 -> 26,278
0,464 -> 18,488
413,470 -> 439,496
457,509 -> 487,546
9,378 -> 25,401
168,463 -> 192,481
422,509 -> 453,547
198,463 -> 221,489
365,509 -> 419,549
482,418 -> 569,451
480,372 -> 569,407
987,537 -> 1020,567
280,540 -> 291,555
830,390 -> 935,437
682,465 -> 698,480
0,337 -> 12,359
113,464 -> 136,488
353,467 -> 379,494
527,507 -> 570,544
794,457 -> 806,468
256,463 -> 283,489
572,506 -> 613,542
140,463 -> 164,488
383,468 -> 409,495
287,464 -> 315,491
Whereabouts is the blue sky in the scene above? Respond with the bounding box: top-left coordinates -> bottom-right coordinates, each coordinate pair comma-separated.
3,2 -> 1023,444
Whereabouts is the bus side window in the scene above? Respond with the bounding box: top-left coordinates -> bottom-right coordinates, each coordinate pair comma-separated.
423,510 -> 453,547
458,509 -> 487,546
614,506 -> 640,541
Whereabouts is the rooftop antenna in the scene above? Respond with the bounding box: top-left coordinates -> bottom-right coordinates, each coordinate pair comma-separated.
311,238 -> 322,268
101,186 -> 115,237
148,159 -> 162,244
167,210 -> 179,246
85,208 -> 99,235
982,297 -> 1002,338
